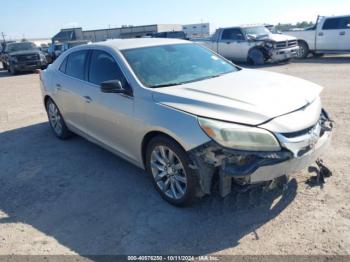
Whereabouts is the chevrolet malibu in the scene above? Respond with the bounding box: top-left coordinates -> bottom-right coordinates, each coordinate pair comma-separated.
40,38 -> 333,206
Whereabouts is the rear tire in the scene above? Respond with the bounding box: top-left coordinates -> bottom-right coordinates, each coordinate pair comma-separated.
145,135 -> 198,207
46,98 -> 71,140
296,41 -> 309,59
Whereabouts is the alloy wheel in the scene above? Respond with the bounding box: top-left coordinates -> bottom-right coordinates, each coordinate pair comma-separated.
48,102 -> 62,135
150,145 -> 188,200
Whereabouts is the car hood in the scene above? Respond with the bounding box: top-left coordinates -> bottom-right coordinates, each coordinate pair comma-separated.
9,50 -> 41,56
152,69 -> 323,126
255,33 -> 297,42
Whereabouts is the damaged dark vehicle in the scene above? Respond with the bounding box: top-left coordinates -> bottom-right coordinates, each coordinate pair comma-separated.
197,25 -> 299,65
40,39 -> 333,206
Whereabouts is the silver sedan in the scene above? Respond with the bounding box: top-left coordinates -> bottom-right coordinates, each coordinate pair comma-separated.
40,38 -> 333,206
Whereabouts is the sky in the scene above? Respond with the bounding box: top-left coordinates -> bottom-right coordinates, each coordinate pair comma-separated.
1,0 -> 349,39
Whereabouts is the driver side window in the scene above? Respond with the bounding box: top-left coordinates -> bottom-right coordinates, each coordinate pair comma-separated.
221,28 -> 245,41
88,50 -> 127,86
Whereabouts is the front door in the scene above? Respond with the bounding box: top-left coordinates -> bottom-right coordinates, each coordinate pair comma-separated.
317,17 -> 346,51
217,28 -> 249,61
84,50 -> 135,160
54,50 -> 90,133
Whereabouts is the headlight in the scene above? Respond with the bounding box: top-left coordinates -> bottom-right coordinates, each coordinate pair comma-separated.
198,118 -> 281,151
39,53 -> 46,61
265,42 -> 274,48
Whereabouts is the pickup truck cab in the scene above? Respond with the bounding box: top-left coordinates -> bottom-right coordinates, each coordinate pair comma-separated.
196,25 -> 299,65
285,15 -> 350,58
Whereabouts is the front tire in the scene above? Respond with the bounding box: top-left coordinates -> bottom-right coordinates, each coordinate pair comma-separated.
145,135 -> 198,207
296,41 -> 309,59
248,48 -> 265,65
46,98 -> 70,139
9,64 -> 18,75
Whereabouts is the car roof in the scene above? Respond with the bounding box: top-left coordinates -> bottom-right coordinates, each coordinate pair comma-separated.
91,38 -> 189,51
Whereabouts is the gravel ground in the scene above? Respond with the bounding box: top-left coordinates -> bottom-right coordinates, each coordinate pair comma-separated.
0,56 -> 349,256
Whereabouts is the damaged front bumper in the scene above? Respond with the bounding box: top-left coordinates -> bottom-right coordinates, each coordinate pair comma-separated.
189,110 -> 334,197
269,46 -> 299,62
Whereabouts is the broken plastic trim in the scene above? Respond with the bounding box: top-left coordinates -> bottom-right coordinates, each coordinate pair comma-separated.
188,140 -> 293,197
189,109 -> 334,198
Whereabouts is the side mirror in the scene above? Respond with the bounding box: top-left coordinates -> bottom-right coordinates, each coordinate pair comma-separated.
100,80 -> 132,96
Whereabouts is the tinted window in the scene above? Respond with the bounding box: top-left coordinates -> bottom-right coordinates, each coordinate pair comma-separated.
221,28 -> 245,41
66,50 -> 88,80
323,18 -> 342,30
339,17 -> 350,29
89,50 -> 126,86
59,57 -> 68,73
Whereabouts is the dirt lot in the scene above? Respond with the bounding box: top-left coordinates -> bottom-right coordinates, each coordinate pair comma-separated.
0,56 -> 350,256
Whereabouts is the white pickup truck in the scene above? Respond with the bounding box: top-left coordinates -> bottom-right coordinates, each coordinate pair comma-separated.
196,25 -> 299,65
285,15 -> 350,58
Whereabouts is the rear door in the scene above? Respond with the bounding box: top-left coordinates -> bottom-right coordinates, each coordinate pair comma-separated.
317,17 -> 344,50
84,49 -> 135,160
217,28 -> 249,61
338,16 -> 350,50
54,50 -> 90,132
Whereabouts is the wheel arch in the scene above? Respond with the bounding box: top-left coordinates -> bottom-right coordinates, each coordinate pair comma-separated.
141,130 -> 188,168
298,39 -> 309,48
44,95 -> 52,107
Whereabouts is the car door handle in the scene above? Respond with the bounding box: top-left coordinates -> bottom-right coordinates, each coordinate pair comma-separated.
83,96 -> 93,103
340,31 -> 346,36
318,32 -> 324,36
55,84 -> 64,92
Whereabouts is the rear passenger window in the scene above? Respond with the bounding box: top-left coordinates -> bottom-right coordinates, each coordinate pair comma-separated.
59,57 -> 67,73
323,18 -> 342,30
88,50 -> 126,86
66,50 -> 88,80
340,17 -> 350,29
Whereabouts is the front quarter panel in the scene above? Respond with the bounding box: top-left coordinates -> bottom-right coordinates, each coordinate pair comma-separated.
132,96 -> 211,167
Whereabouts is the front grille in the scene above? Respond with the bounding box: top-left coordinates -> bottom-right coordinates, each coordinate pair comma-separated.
275,40 -> 298,49
288,40 -> 298,47
275,41 -> 287,49
282,124 -> 317,138
16,54 -> 39,62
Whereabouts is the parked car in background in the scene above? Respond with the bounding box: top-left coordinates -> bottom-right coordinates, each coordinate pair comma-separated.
152,31 -> 188,40
285,15 -> 350,58
40,39 -> 333,206
0,41 -> 48,75
196,25 -> 299,65
39,44 -> 53,64
48,43 -> 64,61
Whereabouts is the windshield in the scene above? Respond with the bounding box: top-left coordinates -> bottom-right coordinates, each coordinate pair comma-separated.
122,44 -> 238,88
242,26 -> 271,36
6,42 -> 37,52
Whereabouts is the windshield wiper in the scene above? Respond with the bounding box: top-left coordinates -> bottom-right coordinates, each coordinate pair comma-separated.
150,73 -> 229,88
150,82 -> 184,88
